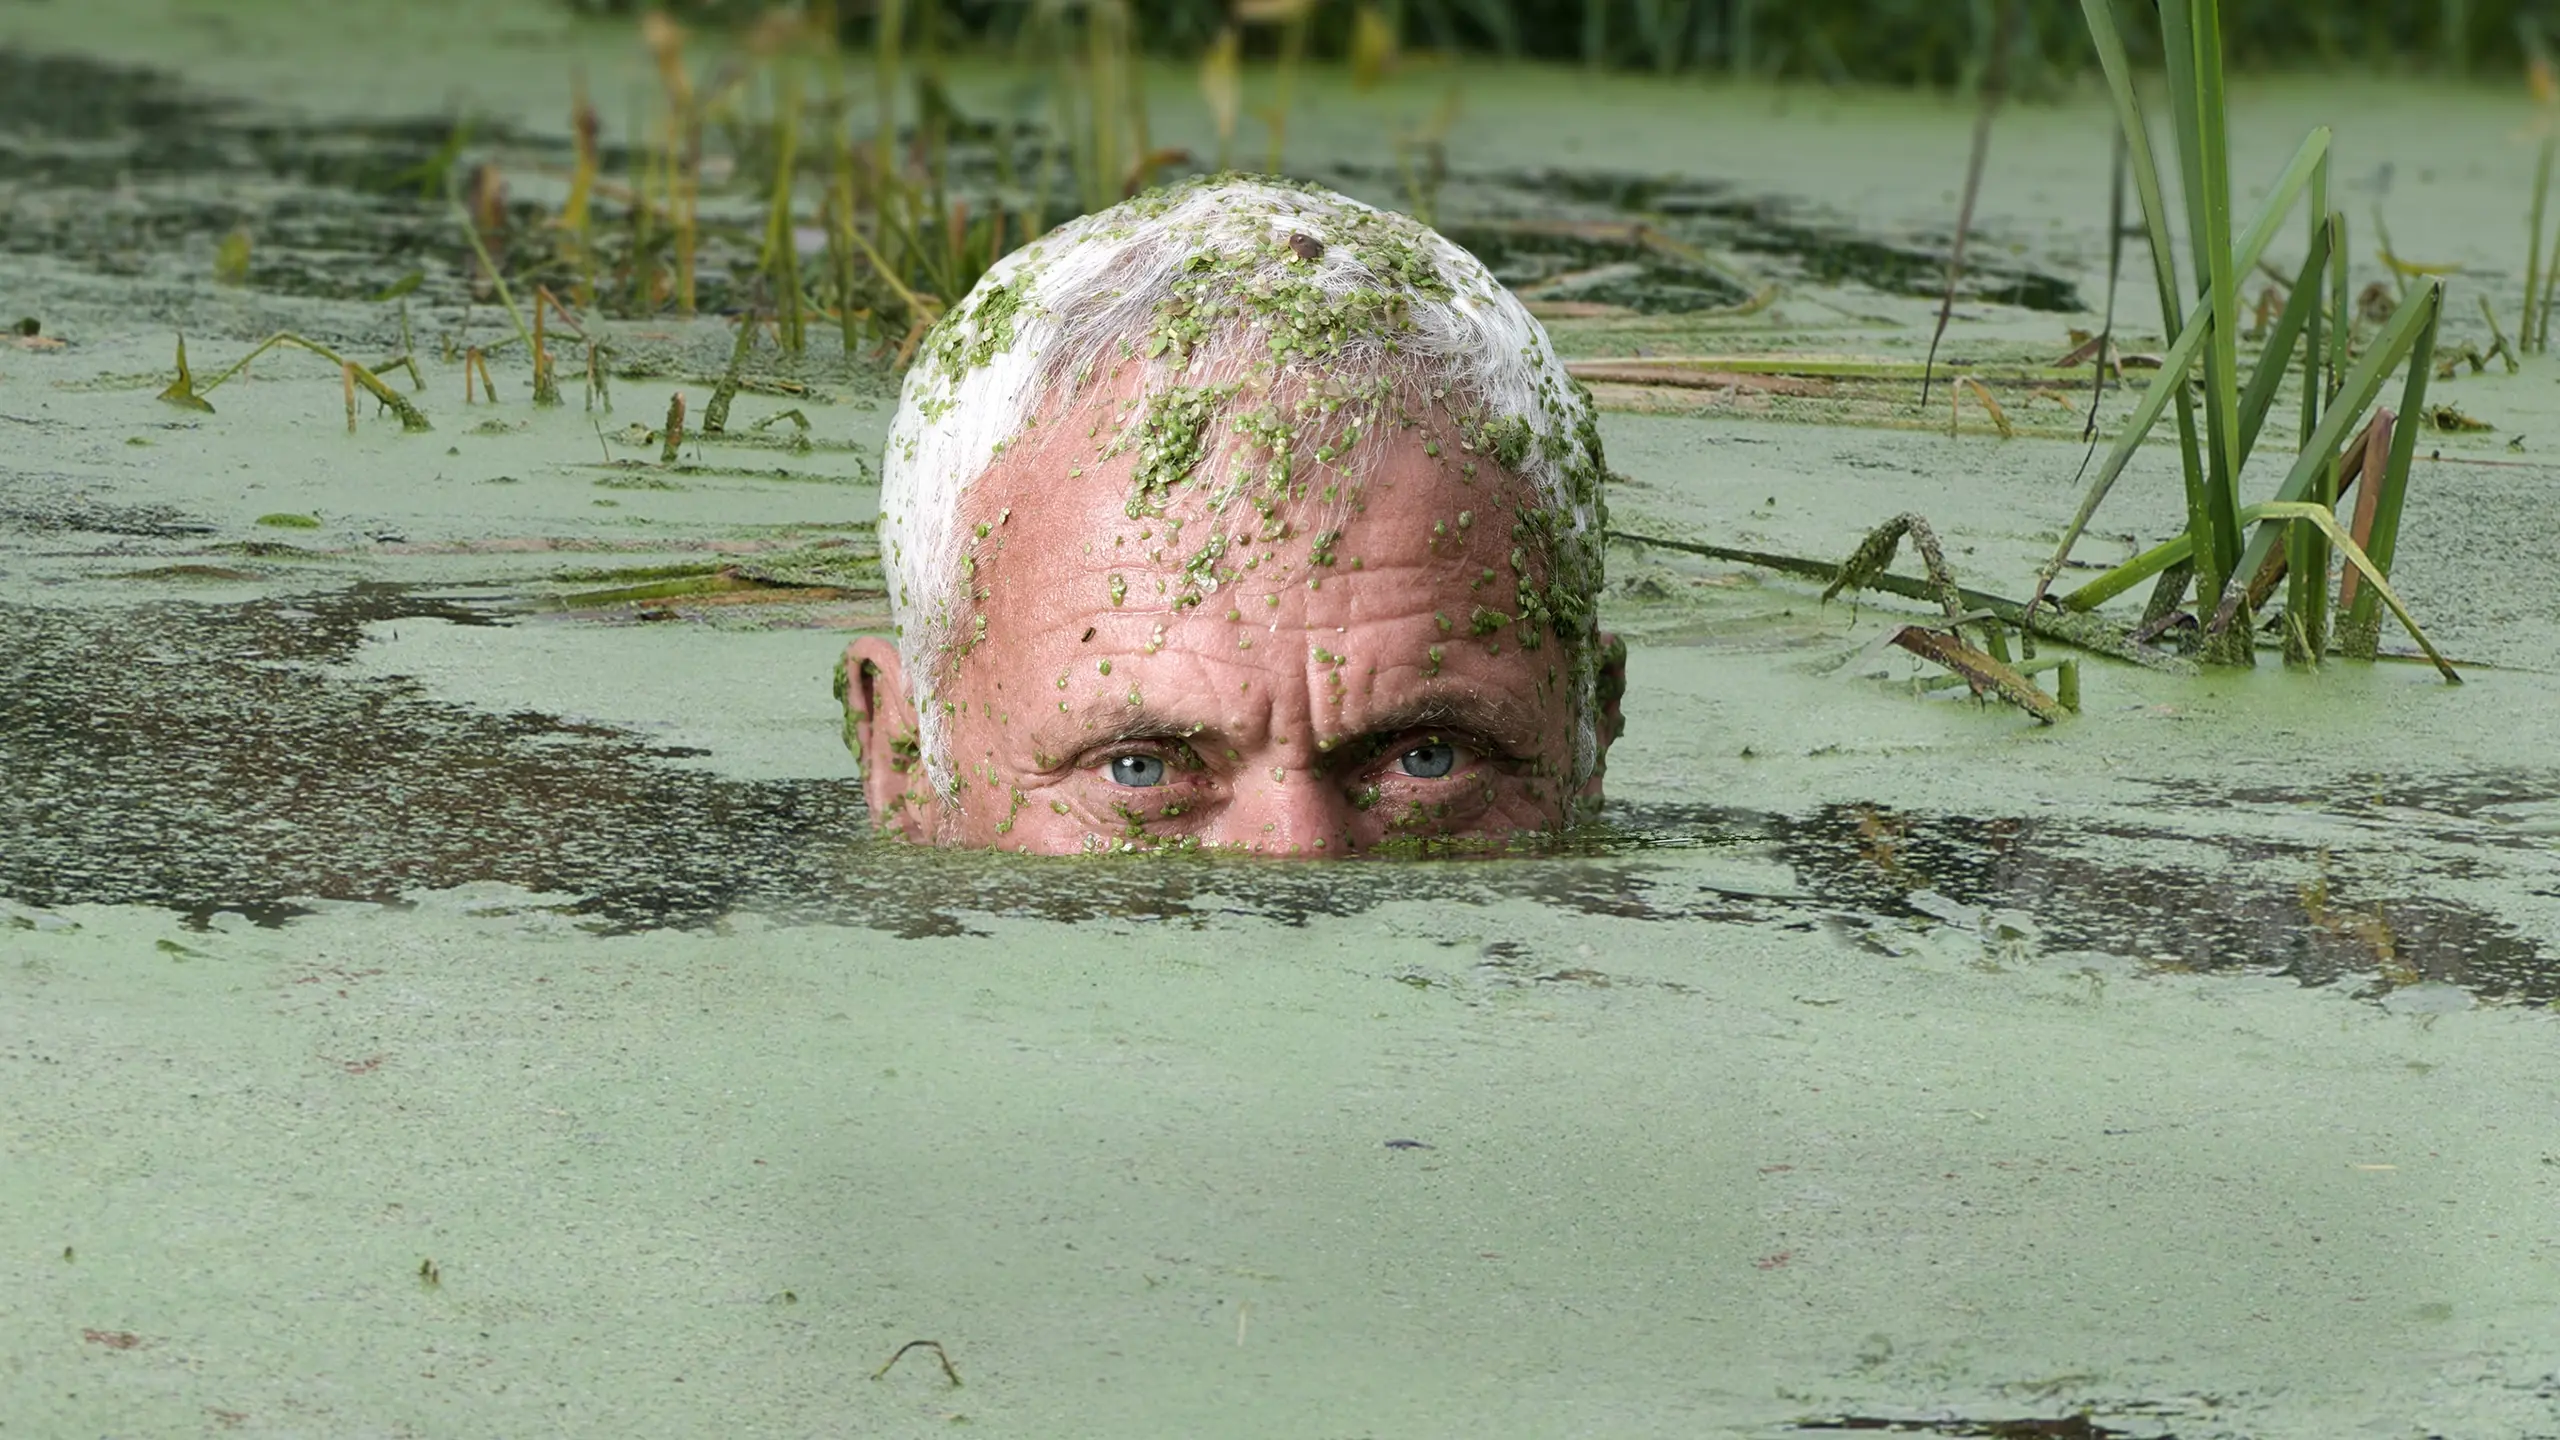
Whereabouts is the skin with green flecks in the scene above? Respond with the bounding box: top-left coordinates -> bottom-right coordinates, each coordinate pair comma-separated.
876,179 -> 1617,826
845,365 -> 1624,854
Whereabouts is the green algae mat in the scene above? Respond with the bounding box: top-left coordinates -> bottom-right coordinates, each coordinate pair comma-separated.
5,5 -> 2560,1436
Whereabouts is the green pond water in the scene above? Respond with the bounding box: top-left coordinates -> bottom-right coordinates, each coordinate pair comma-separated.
5,4 -> 2560,1436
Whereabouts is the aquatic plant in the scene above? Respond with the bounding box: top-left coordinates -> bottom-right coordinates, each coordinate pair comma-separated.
159,333 -> 432,433
674,0 -> 1142,359
2025,0 -> 2453,676
2521,40 -> 2559,353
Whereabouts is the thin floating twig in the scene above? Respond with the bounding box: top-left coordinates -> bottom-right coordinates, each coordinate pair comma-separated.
871,1339 -> 962,1387
1609,529 -> 2195,675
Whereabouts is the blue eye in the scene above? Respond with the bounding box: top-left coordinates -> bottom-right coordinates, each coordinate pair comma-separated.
1107,754 -> 1168,788
1397,743 -> 1457,779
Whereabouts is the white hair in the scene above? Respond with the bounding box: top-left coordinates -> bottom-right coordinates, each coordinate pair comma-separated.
876,175 -> 1610,799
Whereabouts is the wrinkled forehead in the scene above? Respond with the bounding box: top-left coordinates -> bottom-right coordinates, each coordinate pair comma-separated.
952,384 -> 1554,617
955,352 -> 1492,536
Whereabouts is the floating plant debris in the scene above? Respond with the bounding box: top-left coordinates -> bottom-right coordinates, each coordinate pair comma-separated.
0,588 -> 2547,1000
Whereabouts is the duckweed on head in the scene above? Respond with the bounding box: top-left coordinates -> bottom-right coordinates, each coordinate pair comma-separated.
888,175 -> 1620,799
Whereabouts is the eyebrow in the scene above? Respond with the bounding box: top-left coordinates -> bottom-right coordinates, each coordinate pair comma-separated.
1356,694 -> 1544,749
1060,708 -> 1216,752
1039,688 -> 1547,770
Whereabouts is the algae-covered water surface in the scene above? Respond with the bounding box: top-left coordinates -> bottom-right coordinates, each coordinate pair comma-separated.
5,4 -> 2560,1436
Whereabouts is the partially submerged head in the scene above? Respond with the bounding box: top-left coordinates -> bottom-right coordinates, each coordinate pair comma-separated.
843,175 -> 1621,853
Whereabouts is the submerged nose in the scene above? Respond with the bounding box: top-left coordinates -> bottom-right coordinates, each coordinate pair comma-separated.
1212,768 -> 1360,855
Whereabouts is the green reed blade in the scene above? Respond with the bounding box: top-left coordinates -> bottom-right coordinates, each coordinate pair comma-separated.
2031,298 -> 2211,614
2234,214 -> 2331,466
2226,278 -> 2443,600
2302,158 -> 2330,449
2078,0 -> 2186,361
2166,0 -> 2246,618
2231,129 -> 2332,302
2283,467 -> 2331,663
2078,0 -> 2213,633
2542,200 -> 2560,350
2337,283 -> 2443,657
2068,251 -> 2427,623
2028,130 -> 2326,616
2061,530 -> 2192,611
2069,493 -> 2337,612
2254,503 -> 2458,682
2328,210 -> 2352,395
2527,134 -> 2555,354
2288,199 -> 2338,663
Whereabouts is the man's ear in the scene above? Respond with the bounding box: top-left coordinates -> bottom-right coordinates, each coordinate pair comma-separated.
1580,630 -> 1628,802
841,637 -> 937,841
1596,630 -> 1628,747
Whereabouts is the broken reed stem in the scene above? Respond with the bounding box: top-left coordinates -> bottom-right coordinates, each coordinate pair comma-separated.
1826,510 -> 2014,661
172,332 -> 432,432
1824,512 -> 1967,624
371,355 -> 425,393
2477,292 -> 2520,372
705,313 -> 757,434
1951,376 -> 2013,438
1889,624 -> 2069,724
1610,530 -> 2195,673
343,363 -> 357,433
531,290 -> 562,407
660,391 -> 687,464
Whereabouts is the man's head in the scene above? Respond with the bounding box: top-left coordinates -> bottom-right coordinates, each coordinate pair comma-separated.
843,176 -> 1621,853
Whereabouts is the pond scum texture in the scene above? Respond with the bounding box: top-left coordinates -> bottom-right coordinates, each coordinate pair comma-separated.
2,4 -> 2560,1437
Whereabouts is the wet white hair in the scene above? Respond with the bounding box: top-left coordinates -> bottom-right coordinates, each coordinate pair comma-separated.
877,175 -> 1609,798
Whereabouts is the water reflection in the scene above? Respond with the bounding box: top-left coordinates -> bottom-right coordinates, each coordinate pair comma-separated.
2,586 -> 2548,1002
